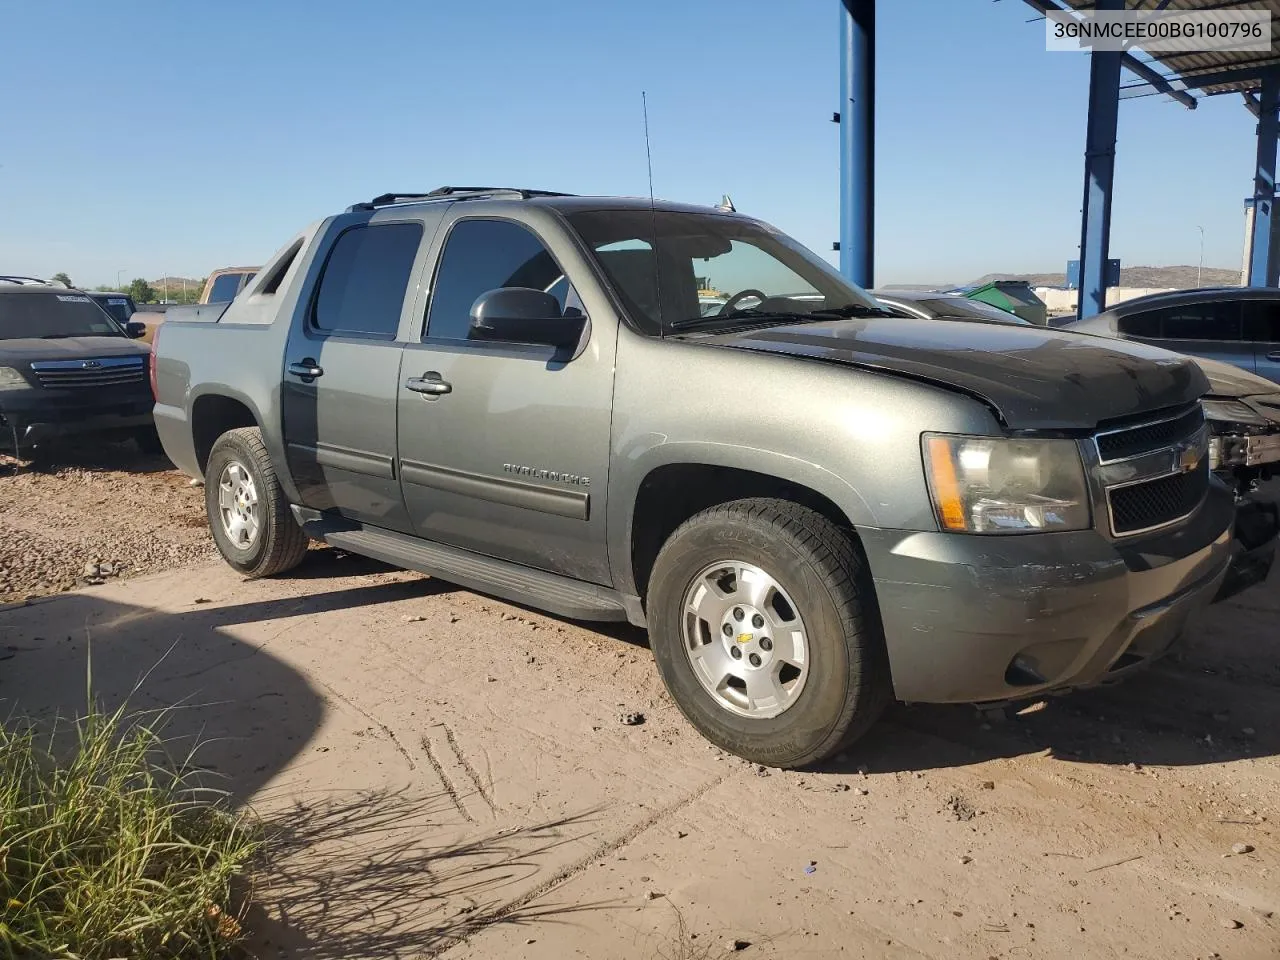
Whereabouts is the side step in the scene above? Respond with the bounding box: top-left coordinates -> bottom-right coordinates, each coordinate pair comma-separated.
304,516 -> 630,623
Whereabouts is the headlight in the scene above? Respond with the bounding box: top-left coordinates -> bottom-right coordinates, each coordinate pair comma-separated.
1202,398 -> 1269,428
922,434 -> 1091,534
0,366 -> 31,391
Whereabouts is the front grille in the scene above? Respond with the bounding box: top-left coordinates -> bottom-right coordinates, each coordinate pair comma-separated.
30,356 -> 146,388
1108,459 -> 1209,535
1095,405 -> 1205,462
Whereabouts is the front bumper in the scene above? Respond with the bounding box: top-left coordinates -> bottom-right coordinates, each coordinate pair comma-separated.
0,388 -> 154,449
861,482 -> 1235,704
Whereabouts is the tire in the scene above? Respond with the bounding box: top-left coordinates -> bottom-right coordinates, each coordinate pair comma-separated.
204,427 -> 309,578
647,498 -> 890,769
134,426 -> 165,456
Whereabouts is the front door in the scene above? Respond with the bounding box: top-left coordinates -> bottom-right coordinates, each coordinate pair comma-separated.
281,217 -> 425,532
396,215 -> 615,585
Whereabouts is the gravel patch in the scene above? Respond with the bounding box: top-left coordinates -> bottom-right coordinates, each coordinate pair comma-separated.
0,446 -> 215,601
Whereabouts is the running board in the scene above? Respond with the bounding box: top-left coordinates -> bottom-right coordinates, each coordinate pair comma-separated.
301,514 -> 630,623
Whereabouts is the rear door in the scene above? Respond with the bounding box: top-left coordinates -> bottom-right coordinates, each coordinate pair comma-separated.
1243,299 -> 1280,385
1119,301 -> 1254,374
280,214 -> 435,532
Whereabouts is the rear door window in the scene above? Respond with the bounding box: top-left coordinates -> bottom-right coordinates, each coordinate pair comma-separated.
311,222 -> 423,338
1152,302 -> 1243,341
1242,300 -> 1280,342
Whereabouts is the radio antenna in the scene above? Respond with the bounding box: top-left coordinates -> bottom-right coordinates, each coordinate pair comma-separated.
642,91 -> 665,336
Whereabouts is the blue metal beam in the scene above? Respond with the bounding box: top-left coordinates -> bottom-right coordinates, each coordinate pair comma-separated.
1249,71 -> 1280,287
838,0 -> 874,287
1076,0 -> 1123,321
1120,61 -> 1280,99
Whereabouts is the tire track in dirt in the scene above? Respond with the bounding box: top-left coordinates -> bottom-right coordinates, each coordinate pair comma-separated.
427,772 -> 729,958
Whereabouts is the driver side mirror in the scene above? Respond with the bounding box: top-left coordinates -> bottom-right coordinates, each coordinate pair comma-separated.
124,321 -> 147,339
468,287 -> 586,350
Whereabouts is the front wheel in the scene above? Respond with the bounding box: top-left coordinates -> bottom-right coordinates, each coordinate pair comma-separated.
205,427 -> 309,578
647,498 -> 890,768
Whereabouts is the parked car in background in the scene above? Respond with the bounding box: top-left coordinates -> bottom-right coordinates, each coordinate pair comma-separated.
1063,287 -> 1280,384
154,186 -> 1239,768
0,280 -> 158,459
871,289 -> 1031,324
200,266 -> 260,304
88,292 -> 138,325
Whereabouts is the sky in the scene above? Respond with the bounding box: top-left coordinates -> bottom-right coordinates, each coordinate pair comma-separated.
0,0 -> 1261,288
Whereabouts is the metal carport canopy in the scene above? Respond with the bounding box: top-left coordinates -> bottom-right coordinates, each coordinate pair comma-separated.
1026,0 -> 1280,316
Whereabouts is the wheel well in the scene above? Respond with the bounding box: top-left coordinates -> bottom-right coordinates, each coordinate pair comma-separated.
629,464 -> 857,601
191,395 -> 258,473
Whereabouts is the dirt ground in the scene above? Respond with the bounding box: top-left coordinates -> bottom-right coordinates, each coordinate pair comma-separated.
1,479 -> 1277,960
0,444 -> 215,600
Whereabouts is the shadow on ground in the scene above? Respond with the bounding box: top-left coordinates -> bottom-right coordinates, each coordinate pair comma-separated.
2,438 -> 175,475
241,790 -> 616,959
0,571 -> 441,801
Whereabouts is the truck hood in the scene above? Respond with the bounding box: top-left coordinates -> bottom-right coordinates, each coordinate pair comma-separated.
695,318 -> 1208,431
0,337 -> 149,364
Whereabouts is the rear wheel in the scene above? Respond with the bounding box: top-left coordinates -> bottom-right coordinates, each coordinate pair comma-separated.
205,427 -> 308,578
647,498 -> 890,768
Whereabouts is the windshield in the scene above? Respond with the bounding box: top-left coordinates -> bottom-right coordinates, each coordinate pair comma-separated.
0,293 -> 125,340
565,210 -> 883,335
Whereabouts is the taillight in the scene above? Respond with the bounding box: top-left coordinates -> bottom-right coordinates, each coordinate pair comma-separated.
149,324 -> 160,400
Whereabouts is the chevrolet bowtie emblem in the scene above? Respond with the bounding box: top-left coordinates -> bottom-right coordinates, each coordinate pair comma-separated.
1178,444 -> 1202,473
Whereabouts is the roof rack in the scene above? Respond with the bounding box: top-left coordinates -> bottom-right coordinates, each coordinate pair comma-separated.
347,186 -> 574,212
0,275 -> 53,286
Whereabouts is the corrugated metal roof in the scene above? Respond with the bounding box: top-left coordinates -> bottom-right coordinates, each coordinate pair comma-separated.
1060,0 -> 1280,98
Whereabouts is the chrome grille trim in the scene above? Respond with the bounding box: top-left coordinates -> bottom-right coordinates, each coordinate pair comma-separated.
30,355 -> 146,388
1091,411 -> 1210,539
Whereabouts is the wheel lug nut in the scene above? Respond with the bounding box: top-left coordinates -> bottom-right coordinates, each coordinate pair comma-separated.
760,637 -> 773,651
722,623 -> 733,636
752,614 -> 764,628
748,653 -> 762,667
733,607 -> 744,621
730,646 -> 743,660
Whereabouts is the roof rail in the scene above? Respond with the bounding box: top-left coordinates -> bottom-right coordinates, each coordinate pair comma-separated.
0,275 -> 52,286
346,186 -> 574,212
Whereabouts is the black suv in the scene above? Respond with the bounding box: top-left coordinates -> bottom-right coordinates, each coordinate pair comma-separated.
0,281 -> 157,458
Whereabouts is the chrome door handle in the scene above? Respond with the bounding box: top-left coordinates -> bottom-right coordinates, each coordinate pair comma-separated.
1266,351 -> 1280,362
405,375 -> 452,397
287,359 -> 324,379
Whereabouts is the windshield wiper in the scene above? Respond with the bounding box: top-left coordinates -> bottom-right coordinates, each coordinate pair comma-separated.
669,303 -> 895,332
669,310 -> 819,331
807,304 -> 898,319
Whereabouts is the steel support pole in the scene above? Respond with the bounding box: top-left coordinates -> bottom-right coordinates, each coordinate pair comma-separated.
1249,71 -> 1280,287
1075,0 -> 1123,321
839,0 -> 874,287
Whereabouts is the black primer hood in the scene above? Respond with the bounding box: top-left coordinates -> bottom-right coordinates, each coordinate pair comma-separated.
697,318 -> 1208,431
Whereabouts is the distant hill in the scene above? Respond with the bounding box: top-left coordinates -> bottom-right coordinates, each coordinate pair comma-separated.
149,276 -> 202,291
966,265 -> 1240,290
